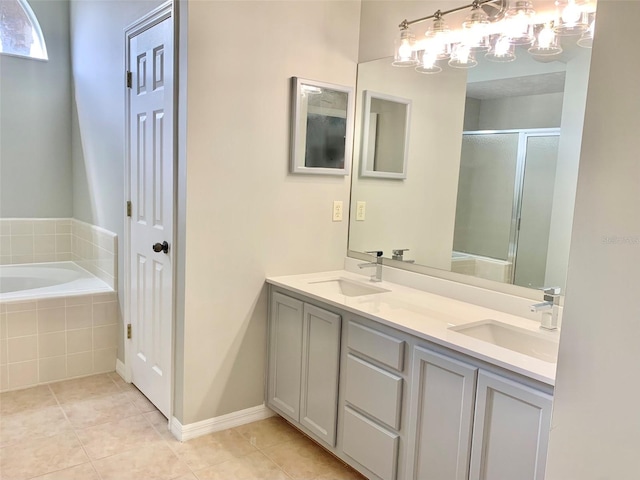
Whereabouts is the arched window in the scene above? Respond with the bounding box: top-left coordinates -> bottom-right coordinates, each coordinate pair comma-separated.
0,0 -> 47,60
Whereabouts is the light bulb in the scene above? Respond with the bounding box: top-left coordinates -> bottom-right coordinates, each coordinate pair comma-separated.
462,5 -> 491,52
495,36 -> 511,56
398,40 -> 412,59
425,17 -> 453,60
486,36 -> 516,62
562,0 -> 581,24
554,0 -> 589,35
529,23 -> 562,56
415,49 -> 442,74
504,0 -> 536,45
392,29 -> 419,67
449,44 -> 478,68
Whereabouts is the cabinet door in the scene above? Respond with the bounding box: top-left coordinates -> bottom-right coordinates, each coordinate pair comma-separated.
300,303 -> 341,447
469,371 -> 552,480
405,346 -> 478,480
267,292 -> 303,422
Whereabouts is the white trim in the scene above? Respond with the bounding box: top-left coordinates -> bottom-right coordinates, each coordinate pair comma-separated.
115,359 -> 129,382
170,405 -> 275,442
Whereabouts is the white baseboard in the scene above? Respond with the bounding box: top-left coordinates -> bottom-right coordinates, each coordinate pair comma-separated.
170,404 -> 275,442
115,359 -> 126,380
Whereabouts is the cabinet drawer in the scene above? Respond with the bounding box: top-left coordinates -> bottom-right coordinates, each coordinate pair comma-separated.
348,321 -> 405,371
345,354 -> 402,430
343,406 -> 399,480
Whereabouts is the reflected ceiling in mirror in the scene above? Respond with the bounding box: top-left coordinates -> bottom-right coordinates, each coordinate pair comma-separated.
349,38 -> 593,295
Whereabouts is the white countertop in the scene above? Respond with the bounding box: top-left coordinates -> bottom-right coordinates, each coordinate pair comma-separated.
267,270 -> 558,386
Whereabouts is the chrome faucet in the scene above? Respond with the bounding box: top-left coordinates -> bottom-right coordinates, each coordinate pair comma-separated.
358,250 -> 383,282
531,287 -> 561,331
392,248 -> 415,263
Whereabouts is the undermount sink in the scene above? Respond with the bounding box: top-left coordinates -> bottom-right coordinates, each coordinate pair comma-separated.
450,320 -> 559,363
307,277 -> 390,297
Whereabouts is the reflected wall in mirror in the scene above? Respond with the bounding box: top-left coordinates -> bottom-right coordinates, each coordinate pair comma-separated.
290,77 -> 354,176
349,37 -> 593,294
361,91 -> 411,179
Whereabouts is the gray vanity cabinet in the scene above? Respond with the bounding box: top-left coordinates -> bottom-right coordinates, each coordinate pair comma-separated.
469,371 -> 552,480
405,346 -> 478,480
266,286 -> 553,480
342,320 -> 406,480
267,292 -> 303,421
299,303 -> 341,446
267,291 -> 341,448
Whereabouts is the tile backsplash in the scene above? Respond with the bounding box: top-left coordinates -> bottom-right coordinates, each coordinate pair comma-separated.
0,218 -> 117,290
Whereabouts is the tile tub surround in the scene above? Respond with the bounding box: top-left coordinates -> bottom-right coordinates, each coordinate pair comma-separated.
0,218 -> 117,290
71,219 -> 117,290
0,373 -> 365,480
0,293 -> 119,391
0,219 -> 72,266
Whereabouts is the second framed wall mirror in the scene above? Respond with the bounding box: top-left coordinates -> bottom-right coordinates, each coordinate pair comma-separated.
360,91 -> 411,179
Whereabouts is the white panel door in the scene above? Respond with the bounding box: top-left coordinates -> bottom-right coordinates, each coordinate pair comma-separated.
128,14 -> 174,417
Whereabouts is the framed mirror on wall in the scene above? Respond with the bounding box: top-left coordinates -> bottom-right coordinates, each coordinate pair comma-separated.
360,91 -> 411,179
290,77 -> 354,176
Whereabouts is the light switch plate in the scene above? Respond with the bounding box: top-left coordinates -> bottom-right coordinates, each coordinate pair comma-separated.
333,201 -> 343,222
356,201 -> 366,221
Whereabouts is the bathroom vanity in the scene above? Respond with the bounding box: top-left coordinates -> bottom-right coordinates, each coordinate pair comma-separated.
266,271 -> 557,480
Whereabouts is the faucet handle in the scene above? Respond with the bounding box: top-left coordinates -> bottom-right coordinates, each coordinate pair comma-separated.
392,249 -> 409,255
541,286 -> 561,296
365,250 -> 384,257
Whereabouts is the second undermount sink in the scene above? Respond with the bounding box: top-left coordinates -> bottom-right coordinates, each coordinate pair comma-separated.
450,320 -> 559,363
307,277 -> 390,297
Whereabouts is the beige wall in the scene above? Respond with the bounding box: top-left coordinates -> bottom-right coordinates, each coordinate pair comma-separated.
176,0 -> 360,424
0,0 -> 72,218
546,2 -> 640,478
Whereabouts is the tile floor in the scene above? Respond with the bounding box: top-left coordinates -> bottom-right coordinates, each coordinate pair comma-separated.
0,373 -> 366,480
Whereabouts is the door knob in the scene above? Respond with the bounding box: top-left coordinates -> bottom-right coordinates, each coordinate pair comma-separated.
152,241 -> 169,254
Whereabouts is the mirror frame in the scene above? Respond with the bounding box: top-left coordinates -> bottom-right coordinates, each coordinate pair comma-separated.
360,90 -> 411,179
290,77 -> 354,176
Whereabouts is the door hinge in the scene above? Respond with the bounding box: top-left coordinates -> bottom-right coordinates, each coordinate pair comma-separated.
126,71 -> 132,89
126,201 -> 132,217
127,324 -> 132,339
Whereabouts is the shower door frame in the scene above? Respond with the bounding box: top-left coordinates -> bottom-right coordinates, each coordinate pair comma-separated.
461,128 -> 561,285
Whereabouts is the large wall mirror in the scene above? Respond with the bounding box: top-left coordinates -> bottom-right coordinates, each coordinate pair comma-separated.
348,33 -> 593,297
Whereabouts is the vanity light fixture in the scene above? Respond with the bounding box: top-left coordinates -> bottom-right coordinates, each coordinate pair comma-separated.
392,0 -> 596,74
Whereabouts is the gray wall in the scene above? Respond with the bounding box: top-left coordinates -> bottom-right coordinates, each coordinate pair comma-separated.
546,2 -> 640,478
0,0 -> 72,218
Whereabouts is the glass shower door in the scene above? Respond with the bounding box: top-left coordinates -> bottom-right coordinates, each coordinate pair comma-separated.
513,134 -> 560,288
